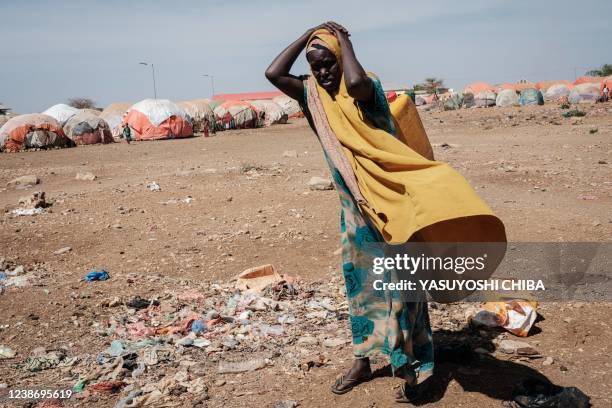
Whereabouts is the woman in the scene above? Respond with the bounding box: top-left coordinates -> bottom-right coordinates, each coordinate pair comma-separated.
265,22 -> 505,402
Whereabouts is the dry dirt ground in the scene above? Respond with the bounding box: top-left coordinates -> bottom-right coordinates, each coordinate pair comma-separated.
0,103 -> 611,407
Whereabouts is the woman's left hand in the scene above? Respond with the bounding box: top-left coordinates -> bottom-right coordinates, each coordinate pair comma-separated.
323,21 -> 350,42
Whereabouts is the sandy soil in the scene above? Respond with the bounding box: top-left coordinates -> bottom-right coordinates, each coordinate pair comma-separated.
0,103 -> 610,407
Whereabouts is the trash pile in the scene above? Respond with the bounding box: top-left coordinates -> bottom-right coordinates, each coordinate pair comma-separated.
0,257 -> 39,293
52,266 -> 349,406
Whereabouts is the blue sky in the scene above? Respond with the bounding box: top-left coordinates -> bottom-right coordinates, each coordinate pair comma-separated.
1,0 -> 610,113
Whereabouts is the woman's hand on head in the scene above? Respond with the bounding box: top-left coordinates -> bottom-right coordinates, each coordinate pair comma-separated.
323,21 -> 350,41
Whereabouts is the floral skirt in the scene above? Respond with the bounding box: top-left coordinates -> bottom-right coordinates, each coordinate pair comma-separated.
331,164 -> 434,380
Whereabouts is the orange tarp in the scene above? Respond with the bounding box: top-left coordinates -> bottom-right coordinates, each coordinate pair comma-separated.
0,114 -> 66,152
574,76 -> 604,85
463,82 -> 495,94
535,80 -> 572,90
122,110 -> 193,141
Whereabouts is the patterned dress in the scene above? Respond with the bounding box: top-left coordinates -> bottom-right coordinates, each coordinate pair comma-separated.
301,76 -> 434,381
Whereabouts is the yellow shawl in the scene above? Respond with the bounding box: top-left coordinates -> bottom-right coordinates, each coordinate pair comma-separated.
307,29 -> 506,245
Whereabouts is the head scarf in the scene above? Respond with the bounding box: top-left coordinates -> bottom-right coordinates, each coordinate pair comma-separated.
303,29 -> 506,247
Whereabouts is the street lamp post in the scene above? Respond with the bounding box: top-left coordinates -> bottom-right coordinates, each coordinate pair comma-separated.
140,62 -> 157,99
202,74 -> 215,97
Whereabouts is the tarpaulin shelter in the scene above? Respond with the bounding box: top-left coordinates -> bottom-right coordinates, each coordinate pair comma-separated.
272,95 -> 302,118
0,114 -> 71,152
100,103 -> 131,138
444,93 -> 464,110
250,100 -> 288,126
519,88 -> 544,106
495,89 -> 520,107
463,93 -> 475,108
213,100 -> 259,130
63,111 -> 113,145
123,99 -> 193,140
463,82 -> 495,95
569,83 -> 600,103
474,91 -> 496,107
177,100 -> 214,135
544,84 -> 571,100
42,104 -> 78,126
535,80 -> 571,90
574,76 -> 603,85
415,95 -> 427,106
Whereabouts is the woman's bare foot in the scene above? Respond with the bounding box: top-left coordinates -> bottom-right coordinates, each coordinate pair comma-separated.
330,357 -> 372,395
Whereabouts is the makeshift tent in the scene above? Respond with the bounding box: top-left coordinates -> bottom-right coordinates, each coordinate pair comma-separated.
463,93 -> 475,108
100,103 -> 131,138
544,84 -> 571,100
496,89 -> 520,107
209,100 -> 223,111
519,88 -> 544,106
463,82 -> 494,95
568,83 -> 600,103
0,114 -> 71,152
535,80 -> 571,90
213,100 -> 259,130
63,111 -> 113,145
514,81 -> 535,92
177,100 -> 215,135
123,99 -> 193,140
272,95 -> 302,118
474,91 -> 496,107
42,104 -> 78,126
574,76 -> 603,85
415,95 -> 427,106
444,93 -> 464,110
250,100 -> 288,126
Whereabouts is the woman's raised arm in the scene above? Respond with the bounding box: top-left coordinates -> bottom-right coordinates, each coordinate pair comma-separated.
265,26 -> 322,101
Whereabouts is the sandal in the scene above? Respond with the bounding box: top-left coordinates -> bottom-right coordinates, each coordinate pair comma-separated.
330,370 -> 373,395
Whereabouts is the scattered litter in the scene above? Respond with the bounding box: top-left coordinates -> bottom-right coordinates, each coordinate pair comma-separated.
85,270 -> 110,282
470,300 -> 538,337
190,319 -> 206,334
91,380 -> 125,394
11,207 -> 44,216
236,264 -> 282,294
511,378 -> 590,408
23,349 -> 67,372
18,191 -> 48,208
146,182 -> 161,191
0,345 -> 16,359
126,296 -> 158,310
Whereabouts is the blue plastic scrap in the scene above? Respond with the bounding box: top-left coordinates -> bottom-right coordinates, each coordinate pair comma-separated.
85,270 -> 110,282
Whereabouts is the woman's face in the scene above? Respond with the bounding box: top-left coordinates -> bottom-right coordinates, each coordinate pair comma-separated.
307,48 -> 341,93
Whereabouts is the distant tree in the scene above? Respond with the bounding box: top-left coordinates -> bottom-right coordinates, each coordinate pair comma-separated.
586,64 -> 612,77
67,97 -> 96,109
415,77 -> 445,96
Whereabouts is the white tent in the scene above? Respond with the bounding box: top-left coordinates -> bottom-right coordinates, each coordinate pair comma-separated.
250,100 -> 288,126
495,89 -> 519,107
42,104 -> 78,126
